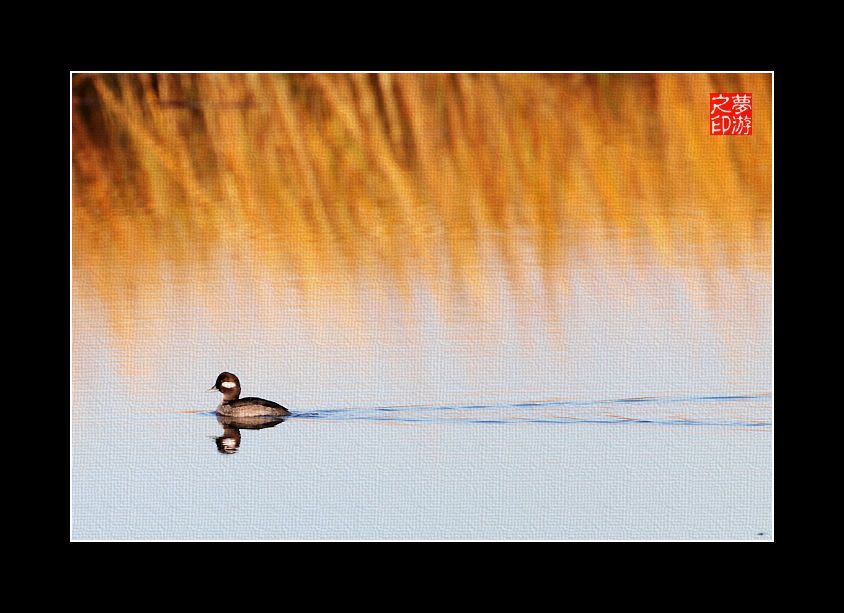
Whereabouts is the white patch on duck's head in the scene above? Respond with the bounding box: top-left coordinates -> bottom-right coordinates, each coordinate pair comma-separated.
221,381 -> 237,389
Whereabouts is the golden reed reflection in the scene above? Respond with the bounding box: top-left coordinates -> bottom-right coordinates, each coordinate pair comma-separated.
72,73 -> 771,342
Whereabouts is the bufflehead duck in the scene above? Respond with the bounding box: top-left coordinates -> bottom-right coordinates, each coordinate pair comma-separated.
208,372 -> 291,417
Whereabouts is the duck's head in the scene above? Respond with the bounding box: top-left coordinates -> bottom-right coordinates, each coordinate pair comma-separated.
208,372 -> 241,401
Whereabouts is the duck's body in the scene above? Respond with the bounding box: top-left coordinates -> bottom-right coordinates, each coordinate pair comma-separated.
209,372 -> 291,417
218,396 -> 290,417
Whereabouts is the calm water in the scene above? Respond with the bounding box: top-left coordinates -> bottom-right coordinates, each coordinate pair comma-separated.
71,254 -> 772,540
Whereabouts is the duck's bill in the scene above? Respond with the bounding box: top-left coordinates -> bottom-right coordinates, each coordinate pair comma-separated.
206,386 -> 218,392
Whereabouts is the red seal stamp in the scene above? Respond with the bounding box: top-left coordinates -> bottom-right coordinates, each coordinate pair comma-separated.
710,93 -> 752,135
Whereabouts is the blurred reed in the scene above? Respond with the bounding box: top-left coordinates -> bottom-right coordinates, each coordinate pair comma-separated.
72,73 -> 771,320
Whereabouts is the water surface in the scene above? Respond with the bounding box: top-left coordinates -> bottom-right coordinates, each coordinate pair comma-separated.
72,257 -> 772,540
72,73 -> 772,540
72,395 -> 770,539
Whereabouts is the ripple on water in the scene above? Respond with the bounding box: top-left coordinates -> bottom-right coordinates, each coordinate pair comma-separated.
243,393 -> 772,429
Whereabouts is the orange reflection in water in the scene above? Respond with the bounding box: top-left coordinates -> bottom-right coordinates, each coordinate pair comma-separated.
72,73 -> 771,351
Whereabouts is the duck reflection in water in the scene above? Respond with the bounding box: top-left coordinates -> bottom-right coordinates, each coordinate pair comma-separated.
214,414 -> 287,454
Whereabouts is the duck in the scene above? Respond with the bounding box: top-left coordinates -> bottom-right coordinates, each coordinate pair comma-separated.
208,372 -> 291,417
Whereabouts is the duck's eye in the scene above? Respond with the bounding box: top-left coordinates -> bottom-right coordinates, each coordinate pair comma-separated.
221,382 -> 237,389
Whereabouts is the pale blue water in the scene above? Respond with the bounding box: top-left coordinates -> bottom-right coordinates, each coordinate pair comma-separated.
71,256 -> 772,540
72,391 -> 771,539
